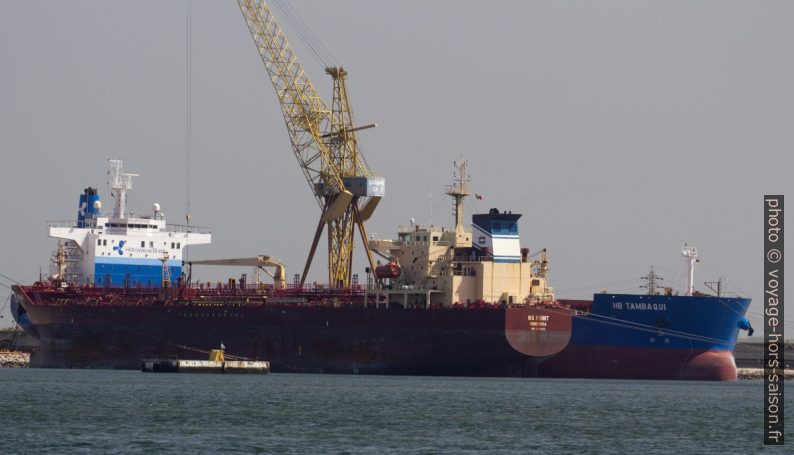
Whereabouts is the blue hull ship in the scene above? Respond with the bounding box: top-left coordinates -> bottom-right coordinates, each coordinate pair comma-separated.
544,294 -> 753,380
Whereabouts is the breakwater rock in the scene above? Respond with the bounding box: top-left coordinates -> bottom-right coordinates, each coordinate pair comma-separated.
737,368 -> 794,380
0,351 -> 30,368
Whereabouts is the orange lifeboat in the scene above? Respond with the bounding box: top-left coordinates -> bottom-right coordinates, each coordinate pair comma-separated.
374,262 -> 401,279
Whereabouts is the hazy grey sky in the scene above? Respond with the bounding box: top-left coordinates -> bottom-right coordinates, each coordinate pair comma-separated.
1,0 -> 791,335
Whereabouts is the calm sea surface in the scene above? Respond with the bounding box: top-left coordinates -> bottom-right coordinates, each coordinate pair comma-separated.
0,369 -> 789,454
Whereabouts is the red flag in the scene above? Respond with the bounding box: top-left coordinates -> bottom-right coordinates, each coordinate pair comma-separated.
475,194 -> 483,200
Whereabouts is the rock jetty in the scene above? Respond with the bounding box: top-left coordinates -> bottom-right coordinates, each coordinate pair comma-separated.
0,351 -> 30,368
737,368 -> 794,380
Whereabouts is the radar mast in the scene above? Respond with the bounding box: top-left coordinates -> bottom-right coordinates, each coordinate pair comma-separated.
108,159 -> 139,219
446,157 -> 471,241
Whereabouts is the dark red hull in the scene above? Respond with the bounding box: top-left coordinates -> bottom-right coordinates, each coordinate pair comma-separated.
538,345 -> 738,381
18,299 -> 572,376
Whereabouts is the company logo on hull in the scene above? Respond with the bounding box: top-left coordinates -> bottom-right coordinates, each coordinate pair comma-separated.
113,240 -> 126,255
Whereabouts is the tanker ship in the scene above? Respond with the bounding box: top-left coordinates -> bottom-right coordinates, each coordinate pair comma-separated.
11,160 -> 753,380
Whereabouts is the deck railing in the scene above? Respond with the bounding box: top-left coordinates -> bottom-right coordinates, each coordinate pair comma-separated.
46,220 -> 211,234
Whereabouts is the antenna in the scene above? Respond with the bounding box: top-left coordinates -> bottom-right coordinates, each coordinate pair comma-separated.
428,185 -> 433,227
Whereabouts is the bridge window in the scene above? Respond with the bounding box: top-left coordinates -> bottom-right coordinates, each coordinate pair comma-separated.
97,239 -> 101,246
177,243 -> 181,249
491,221 -> 518,235
141,241 -> 145,247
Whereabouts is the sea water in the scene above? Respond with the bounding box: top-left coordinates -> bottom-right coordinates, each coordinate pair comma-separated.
0,369 -> 790,454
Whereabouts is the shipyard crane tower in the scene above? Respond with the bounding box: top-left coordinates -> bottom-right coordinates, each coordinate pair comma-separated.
237,0 -> 383,288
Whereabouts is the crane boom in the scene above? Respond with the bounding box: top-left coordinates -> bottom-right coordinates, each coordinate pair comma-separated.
237,0 -> 344,202
237,0 -> 382,288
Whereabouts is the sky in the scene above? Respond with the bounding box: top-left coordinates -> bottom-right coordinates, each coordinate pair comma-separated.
0,0 -> 791,336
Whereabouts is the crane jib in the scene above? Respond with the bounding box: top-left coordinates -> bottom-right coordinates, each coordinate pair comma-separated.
236,0 -> 383,288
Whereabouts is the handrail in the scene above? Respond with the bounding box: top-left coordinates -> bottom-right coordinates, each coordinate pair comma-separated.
166,224 -> 212,234
387,240 -> 453,247
47,220 -> 80,228
46,220 -> 211,234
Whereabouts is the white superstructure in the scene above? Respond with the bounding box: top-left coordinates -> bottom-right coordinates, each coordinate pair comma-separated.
48,160 -> 211,287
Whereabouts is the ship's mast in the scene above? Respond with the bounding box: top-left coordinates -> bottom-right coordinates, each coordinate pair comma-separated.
160,251 -> 171,288
50,242 -> 67,286
681,244 -> 699,296
445,158 -> 470,239
704,278 -> 725,297
108,159 -> 139,219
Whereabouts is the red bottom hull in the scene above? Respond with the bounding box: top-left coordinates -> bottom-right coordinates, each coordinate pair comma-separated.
539,345 -> 737,381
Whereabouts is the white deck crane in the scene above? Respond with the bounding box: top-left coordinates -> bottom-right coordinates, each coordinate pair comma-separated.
187,255 -> 287,289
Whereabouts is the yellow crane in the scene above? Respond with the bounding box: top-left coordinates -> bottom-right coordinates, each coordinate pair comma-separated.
237,0 -> 383,288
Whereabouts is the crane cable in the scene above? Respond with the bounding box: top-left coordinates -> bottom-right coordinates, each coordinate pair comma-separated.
272,0 -> 337,68
185,0 -> 192,263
